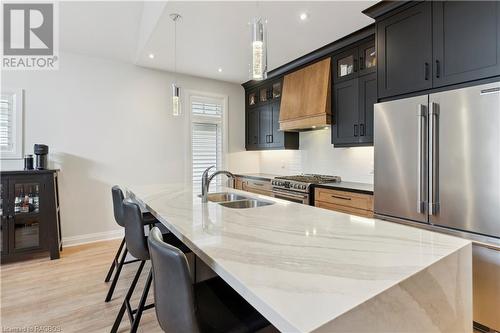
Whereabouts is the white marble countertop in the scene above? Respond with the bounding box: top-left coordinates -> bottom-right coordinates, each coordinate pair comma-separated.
128,184 -> 470,333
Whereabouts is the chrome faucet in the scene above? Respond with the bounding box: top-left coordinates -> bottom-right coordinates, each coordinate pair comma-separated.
201,166 -> 235,203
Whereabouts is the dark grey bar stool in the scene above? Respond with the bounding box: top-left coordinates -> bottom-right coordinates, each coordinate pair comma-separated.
111,200 -> 190,333
104,186 -> 158,302
148,226 -> 271,333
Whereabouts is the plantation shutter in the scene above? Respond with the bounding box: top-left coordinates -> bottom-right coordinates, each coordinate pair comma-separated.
0,94 -> 14,152
191,98 -> 223,192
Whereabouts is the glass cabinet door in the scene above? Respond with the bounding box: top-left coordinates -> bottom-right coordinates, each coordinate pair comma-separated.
363,46 -> 376,69
248,91 -> 257,107
333,48 -> 358,82
9,178 -> 45,253
0,181 -> 7,255
359,41 -> 376,75
338,55 -> 354,77
14,183 -> 40,215
259,87 -> 268,103
272,82 -> 282,98
12,217 -> 41,251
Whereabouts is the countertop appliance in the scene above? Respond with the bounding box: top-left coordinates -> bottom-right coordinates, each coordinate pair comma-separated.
271,174 -> 341,204
374,81 -> 500,332
34,144 -> 48,170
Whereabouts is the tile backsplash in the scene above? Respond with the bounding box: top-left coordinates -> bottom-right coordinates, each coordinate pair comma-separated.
259,129 -> 374,184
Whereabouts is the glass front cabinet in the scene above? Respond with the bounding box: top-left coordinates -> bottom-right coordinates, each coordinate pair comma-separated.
1,171 -> 60,263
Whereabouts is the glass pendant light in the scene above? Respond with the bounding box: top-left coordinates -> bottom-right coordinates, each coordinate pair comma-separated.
171,13 -> 182,116
251,16 -> 267,81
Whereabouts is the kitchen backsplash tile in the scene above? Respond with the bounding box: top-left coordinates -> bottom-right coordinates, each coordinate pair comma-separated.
259,129 -> 374,184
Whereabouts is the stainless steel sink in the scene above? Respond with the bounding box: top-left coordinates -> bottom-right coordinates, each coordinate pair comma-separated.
204,192 -> 248,203
219,199 -> 274,209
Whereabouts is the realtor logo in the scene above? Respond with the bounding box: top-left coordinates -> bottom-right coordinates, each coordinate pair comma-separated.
2,2 -> 59,70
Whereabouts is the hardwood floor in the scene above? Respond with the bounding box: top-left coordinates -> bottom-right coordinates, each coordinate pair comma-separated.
1,239 -> 162,332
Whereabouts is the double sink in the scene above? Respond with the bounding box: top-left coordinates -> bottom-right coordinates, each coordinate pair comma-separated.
204,192 -> 274,209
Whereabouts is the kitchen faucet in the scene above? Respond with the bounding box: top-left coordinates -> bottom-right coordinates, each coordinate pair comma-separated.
201,166 -> 235,203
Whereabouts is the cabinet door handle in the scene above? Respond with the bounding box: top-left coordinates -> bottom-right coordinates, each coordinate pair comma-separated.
359,56 -> 364,70
435,60 -> 441,78
424,62 -> 430,81
353,58 -> 358,72
354,124 -> 359,137
360,124 -> 365,136
269,134 -> 273,143
331,195 -> 352,201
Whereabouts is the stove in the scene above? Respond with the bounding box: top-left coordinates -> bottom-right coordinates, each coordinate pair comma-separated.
271,174 -> 341,204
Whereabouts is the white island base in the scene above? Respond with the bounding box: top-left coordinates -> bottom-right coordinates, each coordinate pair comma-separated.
314,244 -> 471,332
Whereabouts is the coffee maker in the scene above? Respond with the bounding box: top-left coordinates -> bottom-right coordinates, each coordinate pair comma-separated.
34,144 -> 49,170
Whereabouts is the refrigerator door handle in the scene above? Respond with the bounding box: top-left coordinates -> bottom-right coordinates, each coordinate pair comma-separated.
429,102 -> 440,216
417,104 -> 427,214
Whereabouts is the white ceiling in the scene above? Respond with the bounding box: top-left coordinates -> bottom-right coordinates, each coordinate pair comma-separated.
60,1 -> 143,64
60,1 -> 376,83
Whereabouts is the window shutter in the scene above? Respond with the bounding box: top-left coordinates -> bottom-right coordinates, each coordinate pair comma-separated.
0,90 -> 23,159
192,123 -> 222,191
0,94 -> 14,152
191,97 -> 224,192
192,101 -> 222,117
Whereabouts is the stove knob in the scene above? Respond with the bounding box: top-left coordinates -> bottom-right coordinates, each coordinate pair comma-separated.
302,185 -> 307,190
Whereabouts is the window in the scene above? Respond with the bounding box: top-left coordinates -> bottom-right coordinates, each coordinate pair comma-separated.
190,95 -> 225,192
0,90 -> 23,159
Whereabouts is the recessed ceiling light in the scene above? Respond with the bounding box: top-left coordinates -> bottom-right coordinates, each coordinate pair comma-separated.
299,12 -> 308,21
148,53 -> 155,59
218,68 -> 223,73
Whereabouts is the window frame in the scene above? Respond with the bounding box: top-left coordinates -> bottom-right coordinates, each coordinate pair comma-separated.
185,90 -> 228,188
0,89 -> 24,160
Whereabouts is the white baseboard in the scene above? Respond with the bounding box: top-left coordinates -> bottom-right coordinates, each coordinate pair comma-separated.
62,229 -> 124,247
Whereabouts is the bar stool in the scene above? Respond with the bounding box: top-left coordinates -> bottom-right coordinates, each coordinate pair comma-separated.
111,200 -> 190,333
148,227 -> 271,333
104,186 -> 159,302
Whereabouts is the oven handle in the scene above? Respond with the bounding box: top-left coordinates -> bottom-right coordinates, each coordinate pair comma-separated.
272,189 -> 308,201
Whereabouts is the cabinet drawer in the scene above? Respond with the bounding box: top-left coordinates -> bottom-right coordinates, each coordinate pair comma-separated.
315,201 -> 374,218
315,188 -> 373,211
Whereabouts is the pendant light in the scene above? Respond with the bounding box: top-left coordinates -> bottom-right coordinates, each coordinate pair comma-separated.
170,13 -> 182,116
251,16 -> 267,81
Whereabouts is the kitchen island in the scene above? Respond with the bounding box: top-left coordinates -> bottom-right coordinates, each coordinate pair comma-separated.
128,184 -> 472,333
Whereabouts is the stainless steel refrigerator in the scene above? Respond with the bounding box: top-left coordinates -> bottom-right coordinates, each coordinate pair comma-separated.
374,81 -> 500,331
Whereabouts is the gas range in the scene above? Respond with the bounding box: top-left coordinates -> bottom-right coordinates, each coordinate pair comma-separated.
272,174 -> 341,193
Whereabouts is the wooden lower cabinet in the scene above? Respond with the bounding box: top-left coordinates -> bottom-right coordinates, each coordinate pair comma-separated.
315,187 -> 373,218
234,177 -> 273,197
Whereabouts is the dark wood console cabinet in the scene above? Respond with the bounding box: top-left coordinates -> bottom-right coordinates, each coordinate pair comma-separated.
1,170 -> 61,263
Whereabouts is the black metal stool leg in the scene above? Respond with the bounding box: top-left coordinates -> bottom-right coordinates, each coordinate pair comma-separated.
130,268 -> 153,333
110,260 -> 145,333
105,246 -> 128,302
105,237 -> 125,282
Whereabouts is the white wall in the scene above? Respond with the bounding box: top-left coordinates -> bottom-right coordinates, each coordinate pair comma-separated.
259,128 -> 374,184
1,52 -> 259,244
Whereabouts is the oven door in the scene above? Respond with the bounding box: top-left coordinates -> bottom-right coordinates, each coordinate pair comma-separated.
272,189 -> 309,204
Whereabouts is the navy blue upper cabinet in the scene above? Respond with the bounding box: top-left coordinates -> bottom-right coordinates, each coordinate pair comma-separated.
377,1 -> 500,99
245,80 -> 299,151
377,2 -> 433,99
432,1 -> 500,87
332,38 -> 376,147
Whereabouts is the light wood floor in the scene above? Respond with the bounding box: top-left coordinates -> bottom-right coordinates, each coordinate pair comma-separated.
2,240 -> 479,333
1,239 -> 162,332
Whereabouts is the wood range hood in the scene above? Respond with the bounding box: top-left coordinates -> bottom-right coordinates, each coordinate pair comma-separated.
279,58 -> 331,131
